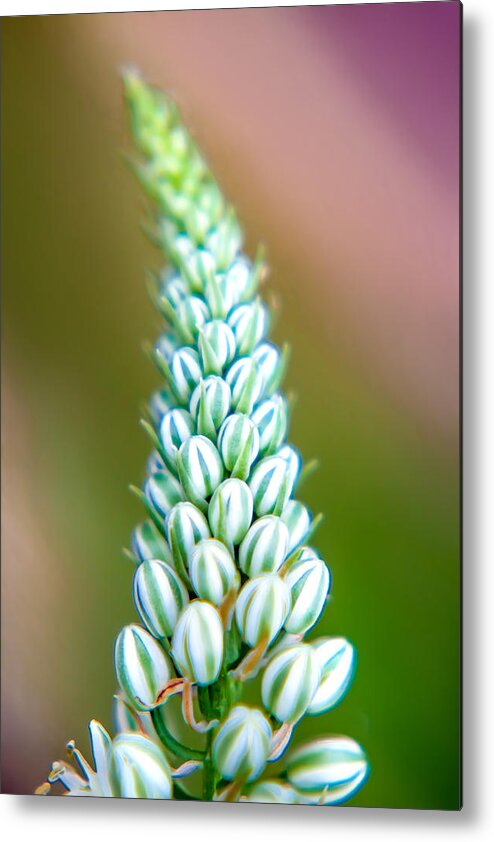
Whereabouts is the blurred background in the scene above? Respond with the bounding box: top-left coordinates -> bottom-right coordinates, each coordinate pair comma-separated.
1,3 -> 460,808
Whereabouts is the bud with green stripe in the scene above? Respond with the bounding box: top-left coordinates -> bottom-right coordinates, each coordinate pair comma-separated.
171,600 -> 224,686
261,643 -> 321,724
228,300 -> 269,356
189,538 -> 240,605
280,499 -> 312,555
169,346 -> 202,404
283,548 -> 331,635
189,375 -> 231,437
251,395 -> 288,457
166,501 -> 211,582
218,413 -> 260,480
235,573 -> 291,648
176,434 -> 224,508
284,737 -> 368,801
208,478 -> 253,548
114,624 -> 173,710
249,454 -> 293,517
244,779 -> 299,804
239,515 -> 289,577
133,559 -> 189,639
199,320 -> 236,374
110,733 -> 172,799
226,357 -> 263,415
130,520 -> 173,566
307,638 -> 356,716
212,705 -> 272,784
159,408 -> 194,473
144,470 -> 184,520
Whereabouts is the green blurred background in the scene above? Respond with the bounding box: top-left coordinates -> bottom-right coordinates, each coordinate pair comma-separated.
1,5 -> 460,808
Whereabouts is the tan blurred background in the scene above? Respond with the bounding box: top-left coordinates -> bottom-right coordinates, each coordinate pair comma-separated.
2,3 -> 460,808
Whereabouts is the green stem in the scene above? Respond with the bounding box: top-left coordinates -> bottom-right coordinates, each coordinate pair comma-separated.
151,708 -> 207,762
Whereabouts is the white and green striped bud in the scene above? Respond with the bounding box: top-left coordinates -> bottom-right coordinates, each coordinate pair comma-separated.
110,733 -> 172,799
285,737 -> 368,800
249,455 -> 293,517
228,300 -> 269,356
208,478 -> 253,547
280,500 -> 311,555
307,638 -> 356,715
189,539 -> 240,605
238,515 -> 289,577
252,341 -> 283,397
159,408 -> 194,472
189,376 -> 231,436
175,295 -> 209,342
199,320 -> 236,374
261,643 -> 321,724
171,600 -> 224,686
130,520 -> 172,565
177,435 -> 224,507
226,357 -> 263,415
277,444 -> 302,489
235,574 -> 291,647
212,706 -> 272,783
181,248 -> 215,293
251,395 -> 288,457
133,559 -> 189,638
169,346 -> 202,403
114,624 -> 172,710
148,388 -> 173,425
159,272 -> 188,308
225,256 -> 257,303
143,470 -> 184,519
244,779 -> 299,804
166,501 -> 211,582
217,413 -> 260,480
283,548 -> 331,635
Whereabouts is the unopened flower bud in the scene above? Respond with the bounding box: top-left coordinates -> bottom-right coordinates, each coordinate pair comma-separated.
155,333 -> 178,365
130,520 -> 172,565
218,413 -> 259,479
277,444 -> 302,489
261,643 -> 321,723
280,500 -> 311,555
177,435 -> 224,506
110,733 -> 172,799
171,600 -> 224,685
189,539 -> 240,605
285,737 -> 368,799
189,376 -> 231,435
159,408 -> 194,472
166,502 -> 211,580
199,320 -> 236,374
251,395 -> 288,457
226,357 -> 263,414
144,470 -> 184,519
252,342 -> 283,397
212,706 -> 272,783
148,388 -> 173,425
307,638 -> 356,715
244,779 -> 299,804
208,478 -> 253,547
175,295 -> 209,341
159,273 -> 188,308
283,549 -> 331,635
133,559 -> 189,638
235,574 -> 291,647
114,624 -> 172,710
169,346 -> 202,403
228,300 -> 269,356
239,515 -> 289,577
249,455 -> 293,517
225,257 -> 257,303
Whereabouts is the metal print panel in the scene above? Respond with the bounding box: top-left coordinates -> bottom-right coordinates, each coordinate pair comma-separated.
1,1 -> 461,810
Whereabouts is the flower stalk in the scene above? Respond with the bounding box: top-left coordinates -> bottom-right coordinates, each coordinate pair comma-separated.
38,71 -> 368,804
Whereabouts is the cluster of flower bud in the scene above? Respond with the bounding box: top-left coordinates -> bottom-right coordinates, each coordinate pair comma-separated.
41,74 -> 367,805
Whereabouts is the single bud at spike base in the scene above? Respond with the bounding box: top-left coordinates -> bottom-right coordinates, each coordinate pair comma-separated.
284,737 -> 368,797
212,705 -> 272,783
171,600 -> 224,686
110,733 -> 172,799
